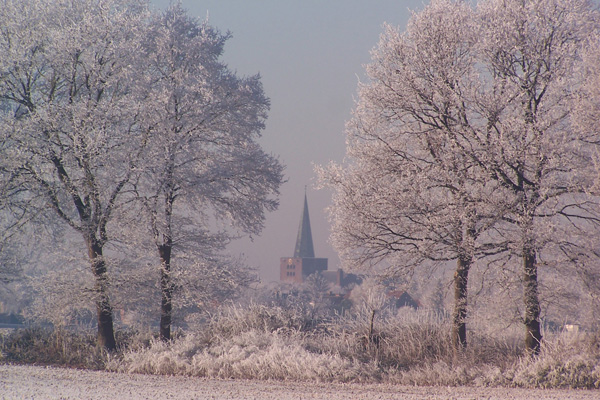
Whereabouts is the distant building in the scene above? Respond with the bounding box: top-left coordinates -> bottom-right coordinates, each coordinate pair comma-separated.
280,192 -> 329,284
386,289 -> 420,309
276,192 -> 423,317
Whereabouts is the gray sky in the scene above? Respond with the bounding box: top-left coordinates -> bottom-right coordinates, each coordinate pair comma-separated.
151,1 -> 427,281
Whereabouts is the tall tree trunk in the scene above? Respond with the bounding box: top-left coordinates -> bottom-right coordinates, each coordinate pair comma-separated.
87,236 -> 116,351
159,242 -> 173,341
452,255 -> 470,352
523,247 -> 542,355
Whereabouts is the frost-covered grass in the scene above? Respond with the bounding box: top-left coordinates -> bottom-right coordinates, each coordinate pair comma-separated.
109,329 -> 377,382
0,326 -> 153,370
3,305 -> 600,390
0,327 -> 104,369
107,305 -> 379,382
103,304 -> 600,389
491,332 -> 600,389
107,323 -> 492,386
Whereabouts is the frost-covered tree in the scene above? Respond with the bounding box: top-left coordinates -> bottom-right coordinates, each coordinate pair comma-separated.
0,0 -> 149,350
0,180 -> 27,285
566,31 -> 600,331
133,4 -> 283,341
319,0 -> 501,351
473,0 -> 600,354
321,0 -> 600,354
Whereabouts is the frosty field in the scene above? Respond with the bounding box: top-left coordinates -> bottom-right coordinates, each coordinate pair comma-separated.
1,364 -> 599,400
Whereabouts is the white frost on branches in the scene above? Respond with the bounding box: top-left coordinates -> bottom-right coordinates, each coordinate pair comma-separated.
320,0 -> 600,350
0,0 -> 283,346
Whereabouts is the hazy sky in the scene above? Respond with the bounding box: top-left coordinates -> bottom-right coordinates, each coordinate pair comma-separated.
150,0 -> 428,281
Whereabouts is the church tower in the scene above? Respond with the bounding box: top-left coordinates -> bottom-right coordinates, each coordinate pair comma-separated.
294,192 -> 314,258
280,192 -> 328,283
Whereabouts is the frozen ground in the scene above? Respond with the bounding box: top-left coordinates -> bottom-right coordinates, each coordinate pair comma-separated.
1,364 -> 599,400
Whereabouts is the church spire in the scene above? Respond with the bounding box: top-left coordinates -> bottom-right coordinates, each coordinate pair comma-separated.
294,191 -> 315,258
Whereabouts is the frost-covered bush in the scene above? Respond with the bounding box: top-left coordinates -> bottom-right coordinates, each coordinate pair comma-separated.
0,327 -> 104,369
192,329 -> 375,382
107,303 -> 377,381
107,304 -> 520,384
108,330 -> 378,382
506,332 -> 600,389
26,303 -> 594,388
205,303 -> 312,338
317,311 -> 452,369
389,360 -> 487,387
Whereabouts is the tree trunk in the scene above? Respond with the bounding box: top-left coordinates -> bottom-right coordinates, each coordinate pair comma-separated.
452,256 -> 470,352
369,309 -> 376,340
159,243 -> 173,341
87,237 -> 116,351
523,247 -> 542,355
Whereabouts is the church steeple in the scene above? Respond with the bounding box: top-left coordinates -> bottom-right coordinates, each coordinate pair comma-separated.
294,192 -> 315,258
280,189 -> 328,284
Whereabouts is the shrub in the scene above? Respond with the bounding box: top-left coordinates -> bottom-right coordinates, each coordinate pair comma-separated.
0,326 -> 104,369
108,330 -> 378,382
108,304 -> 523,385
205,303 -> 311,338
507,332 -> 600,389
6,305 -> 600,389
0,326 -> 155,369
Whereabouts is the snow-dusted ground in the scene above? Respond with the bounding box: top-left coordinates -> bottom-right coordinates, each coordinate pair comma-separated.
1,364 -> 598,400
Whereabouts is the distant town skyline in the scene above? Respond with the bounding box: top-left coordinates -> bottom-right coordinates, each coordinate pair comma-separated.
150,0 -> 428,281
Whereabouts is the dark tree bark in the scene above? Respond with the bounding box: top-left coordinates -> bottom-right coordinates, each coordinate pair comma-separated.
452,255 -> 470,352
86,236 -> 116,351
55,151 -> 117,352
156,180 -> 176,342
523,247 -> 542,355
159,242 -> 173,342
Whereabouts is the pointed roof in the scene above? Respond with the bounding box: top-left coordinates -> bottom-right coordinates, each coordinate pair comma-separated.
294,192 -> 315,258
